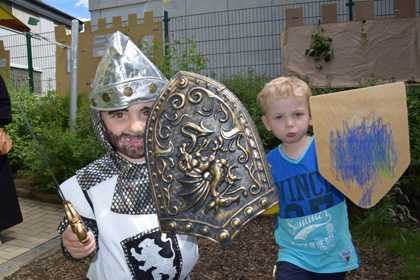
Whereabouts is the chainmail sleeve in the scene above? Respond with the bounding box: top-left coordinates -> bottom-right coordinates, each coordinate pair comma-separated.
58,216 -> 99,261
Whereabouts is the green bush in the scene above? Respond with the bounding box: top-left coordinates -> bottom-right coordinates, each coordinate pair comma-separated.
399,85 -> 420,218
138,38 -> 207,78
6,38 -> 208,193
6,61 -> 419,217
7,87 -> 103,192
221,72 -> 277,150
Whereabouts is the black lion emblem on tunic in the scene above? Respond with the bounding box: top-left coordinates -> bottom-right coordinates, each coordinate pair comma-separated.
121,228 -> 182,280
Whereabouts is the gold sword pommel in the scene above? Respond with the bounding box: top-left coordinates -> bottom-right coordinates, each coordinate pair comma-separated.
63,200 -> 89,244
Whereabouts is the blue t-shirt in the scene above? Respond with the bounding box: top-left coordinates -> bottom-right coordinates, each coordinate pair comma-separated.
267,137 -> 359,273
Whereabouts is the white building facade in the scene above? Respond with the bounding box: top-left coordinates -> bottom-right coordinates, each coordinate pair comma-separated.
0,0 -> 81,92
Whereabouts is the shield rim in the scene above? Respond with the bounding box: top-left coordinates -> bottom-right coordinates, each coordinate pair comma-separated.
145,71 -> 277,244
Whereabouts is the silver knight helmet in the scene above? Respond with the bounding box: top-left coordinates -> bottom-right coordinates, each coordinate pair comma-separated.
89,31 -> 168,153
90,31 -> 167,111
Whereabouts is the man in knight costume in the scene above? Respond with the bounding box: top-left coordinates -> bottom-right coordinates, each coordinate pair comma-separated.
58,31 -> 199,280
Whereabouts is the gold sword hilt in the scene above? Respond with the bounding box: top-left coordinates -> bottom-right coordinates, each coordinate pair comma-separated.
63,200 -> 89,244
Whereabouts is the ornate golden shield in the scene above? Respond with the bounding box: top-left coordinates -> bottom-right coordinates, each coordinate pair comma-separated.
145,71 -> 277,244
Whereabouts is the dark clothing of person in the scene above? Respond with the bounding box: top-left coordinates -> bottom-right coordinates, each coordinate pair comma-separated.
0,75 -> 22,231
275,261 -> 347,280
0,75 -> 11,125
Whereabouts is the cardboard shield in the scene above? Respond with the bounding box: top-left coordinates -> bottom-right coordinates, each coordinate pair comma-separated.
145,71 -> 277,244
310,82 -> 410,208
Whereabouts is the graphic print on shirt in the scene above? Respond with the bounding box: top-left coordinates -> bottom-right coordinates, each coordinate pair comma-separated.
285,210 -> 336,251
276,171 -> 343,219
121,228 -> 182,280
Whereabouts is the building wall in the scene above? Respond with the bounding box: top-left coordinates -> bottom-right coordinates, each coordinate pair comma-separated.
11,64 -> 42,92
89,0 -> 161,25
1,0 -> 412,92
89,0 -> 407,80
55,12 -> 163,95
90,0 -> 357,20
89,0 -> 285,20
0,6 -> 62,92
12,8 -> 56,33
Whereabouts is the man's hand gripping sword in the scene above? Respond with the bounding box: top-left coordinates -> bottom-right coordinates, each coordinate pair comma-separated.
63,200 -> 89,244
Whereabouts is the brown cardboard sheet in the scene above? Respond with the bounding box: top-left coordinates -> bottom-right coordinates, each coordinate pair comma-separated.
282,18 -> 420,87
310,82 -> 410,208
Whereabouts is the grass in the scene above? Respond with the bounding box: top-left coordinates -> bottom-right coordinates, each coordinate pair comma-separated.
351,204 -> 420,280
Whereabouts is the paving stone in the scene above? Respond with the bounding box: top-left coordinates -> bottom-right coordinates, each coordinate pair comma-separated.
0,198 -> 62,265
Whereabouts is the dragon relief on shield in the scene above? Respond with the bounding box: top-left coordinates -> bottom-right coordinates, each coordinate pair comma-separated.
153,83 -> 266,218
169,92 -> 256,215
176,121 -> 248,214
147,73 -> 275,242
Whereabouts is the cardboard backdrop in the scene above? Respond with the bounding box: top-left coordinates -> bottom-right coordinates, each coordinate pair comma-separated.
282,17 -> 420,87
55,12 -> 163,95
310,82 -> 410,208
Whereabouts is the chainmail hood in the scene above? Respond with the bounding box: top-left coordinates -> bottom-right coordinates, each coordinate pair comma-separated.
75,31 -> 162,215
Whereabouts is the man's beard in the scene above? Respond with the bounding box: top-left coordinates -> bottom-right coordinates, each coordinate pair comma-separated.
105,130 -> 145,160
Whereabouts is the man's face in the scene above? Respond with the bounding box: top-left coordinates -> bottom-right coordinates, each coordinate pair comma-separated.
101,101 -> 154,162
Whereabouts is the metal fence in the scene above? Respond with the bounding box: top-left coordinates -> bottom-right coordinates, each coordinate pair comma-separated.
168,0 -> 420,80
0,15 -> 166,93
0,31 -> 57,92
0,0 -> 419,92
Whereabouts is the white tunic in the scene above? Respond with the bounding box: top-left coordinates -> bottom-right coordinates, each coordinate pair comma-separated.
60,175 -> 199,280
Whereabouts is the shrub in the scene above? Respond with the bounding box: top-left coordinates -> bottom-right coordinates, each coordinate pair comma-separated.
138,38 -> 207,78
7,87 -> 103,192
7,38 -> 208,192
221,72 -> 277,150
399,85 -> 420,218
6,57 -> 419,218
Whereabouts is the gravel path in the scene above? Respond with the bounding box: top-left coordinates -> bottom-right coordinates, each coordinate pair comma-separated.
5,216 -> 402,280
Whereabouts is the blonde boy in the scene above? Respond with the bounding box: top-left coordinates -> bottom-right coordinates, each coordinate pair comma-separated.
257,77 -> 359,280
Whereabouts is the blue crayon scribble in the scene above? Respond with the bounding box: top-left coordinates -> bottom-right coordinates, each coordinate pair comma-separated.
329,115 -> 397,207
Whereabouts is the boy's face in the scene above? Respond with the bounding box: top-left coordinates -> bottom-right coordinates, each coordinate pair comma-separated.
101,101 -> 154,162
261,97 -> 312,145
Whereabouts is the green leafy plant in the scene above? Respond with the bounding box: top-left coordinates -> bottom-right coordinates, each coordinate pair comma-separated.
7,87 -> 103,192
351,190 -> 420,280
305,27 -> 334,69
221,71 -> 276,150
400,85 -> 420,219
138,38 -> 207,78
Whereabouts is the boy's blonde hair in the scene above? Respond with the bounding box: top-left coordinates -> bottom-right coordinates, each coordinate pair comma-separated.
257,76 -> 312,114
